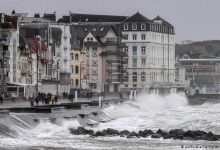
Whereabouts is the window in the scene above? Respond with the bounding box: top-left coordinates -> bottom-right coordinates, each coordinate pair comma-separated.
133,58 -> 137,67
142,58 -> 146,65
75,79 -> 79,86
141,24 -> 146,30
123,47 -> 128,54
75,54 -> 79,60
123,34 -> 128,40
124,24 -> 128,30
141,34 -> 146,40
75,66 -> 79,74
87,37 -> 93,41
132,34 -> 137,40
132,46 -> 137,55
132,24 -> 137,30
71,65 -> 74,73
92,47 -> 97,57
141,72 -> 146,82
71,53 -> 74,60
70,79 -> 74,86
141,46 -> 146,55
133,72 -> 137,82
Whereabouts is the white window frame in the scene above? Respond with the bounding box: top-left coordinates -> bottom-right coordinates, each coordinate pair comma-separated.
124,24 -> 128,30
132,24 -> 137,30
141,34 -> 146,40
141,24 -> 146,30
132,34 -> 137,40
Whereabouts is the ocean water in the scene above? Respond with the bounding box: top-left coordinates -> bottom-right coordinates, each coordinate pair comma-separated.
0,93 -> 220,150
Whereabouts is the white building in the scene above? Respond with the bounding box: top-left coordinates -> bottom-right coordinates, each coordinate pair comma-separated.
120,12 -> 176,93
50,23 -> 71,94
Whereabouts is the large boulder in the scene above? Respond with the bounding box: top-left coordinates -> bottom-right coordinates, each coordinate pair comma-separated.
120,130 -> 130,136
127,131 -> 138,138
206,132 -> 219,141
151,133 -> 162,138
94,131 -> 106,136
103,128 -> 119,136
169,129 -> 184,136
183,130 -> 194,137
69,127 -> 94,135
157,129 -> 168,136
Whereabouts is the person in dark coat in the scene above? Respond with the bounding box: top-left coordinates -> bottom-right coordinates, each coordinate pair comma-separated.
0,95 -> 3,104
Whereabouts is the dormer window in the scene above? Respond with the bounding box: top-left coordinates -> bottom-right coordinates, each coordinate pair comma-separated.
141,24 -> 146,30
87,37 -> 93,41
124,24 -> 128,30
132,24 -> 137,30
93,28 -> 96,31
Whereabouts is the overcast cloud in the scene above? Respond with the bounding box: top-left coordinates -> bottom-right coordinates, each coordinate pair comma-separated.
0,0 -> 219,43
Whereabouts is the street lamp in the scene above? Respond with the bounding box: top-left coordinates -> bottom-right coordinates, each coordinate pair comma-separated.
56,59 -> 60,96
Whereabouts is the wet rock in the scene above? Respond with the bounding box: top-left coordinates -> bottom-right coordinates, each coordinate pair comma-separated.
169,129 -> 184,136
173,135 -> 183,140
138,129 -> 154,137
163,134 -> 174,139
157,129 -> 168,136
103,128 -> 119,136
206,132 -> 219,141
94,131 -> 106,136
151,133 -> 162,138
193,130 -> 205,137
120,130 -> 130,136
183,130 -> 193,137
69,127 -> 94,135
127,131 -> 138,138
138,130 -> 148,137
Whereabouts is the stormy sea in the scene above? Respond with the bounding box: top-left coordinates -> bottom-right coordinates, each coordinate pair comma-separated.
0,93 -> 220,150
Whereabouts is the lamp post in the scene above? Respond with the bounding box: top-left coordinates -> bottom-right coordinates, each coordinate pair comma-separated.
56,59 -> 60,96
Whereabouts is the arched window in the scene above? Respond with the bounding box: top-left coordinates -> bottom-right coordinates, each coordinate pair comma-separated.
75,54 -> 79,60
70,53 -> 74,60
75,79 -> 79,86
70,79 -> 74,86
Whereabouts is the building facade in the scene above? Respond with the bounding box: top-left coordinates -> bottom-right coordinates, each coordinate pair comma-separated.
120,12 -> 176,93
179,58 -> 220,95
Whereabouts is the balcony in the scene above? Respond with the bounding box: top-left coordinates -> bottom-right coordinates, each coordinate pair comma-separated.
107,60 -> 121,64
40,58 -> 48,63
106,79 -> 121,83
0,37 -> 9,45
0,51 -> 10,59
100,51 -> 128,57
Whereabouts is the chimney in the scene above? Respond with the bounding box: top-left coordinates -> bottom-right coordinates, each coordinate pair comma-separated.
1,14 -> 4,23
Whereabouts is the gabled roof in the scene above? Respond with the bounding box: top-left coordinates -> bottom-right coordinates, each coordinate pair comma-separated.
70,24 -> 119,49
122,12 -> 150,23
153,15 -> 173,27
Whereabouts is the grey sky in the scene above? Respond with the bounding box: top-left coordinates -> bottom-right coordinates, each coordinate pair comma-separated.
1,0 -> 219,43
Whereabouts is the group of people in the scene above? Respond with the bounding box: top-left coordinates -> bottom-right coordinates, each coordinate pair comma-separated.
30,92 -> 58,107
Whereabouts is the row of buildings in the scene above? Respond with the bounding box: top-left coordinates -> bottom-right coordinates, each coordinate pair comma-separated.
0,10 -> 187,98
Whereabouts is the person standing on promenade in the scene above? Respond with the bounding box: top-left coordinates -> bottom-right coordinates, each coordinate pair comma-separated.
0,95 -> 3,104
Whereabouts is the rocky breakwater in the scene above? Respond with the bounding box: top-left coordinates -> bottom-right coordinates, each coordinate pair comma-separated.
69,127 -> 220,141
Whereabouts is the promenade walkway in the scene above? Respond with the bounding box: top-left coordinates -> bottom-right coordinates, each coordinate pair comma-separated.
0,95 -> 121,108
